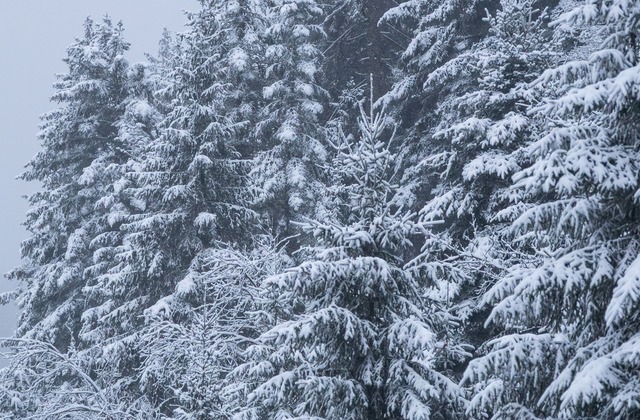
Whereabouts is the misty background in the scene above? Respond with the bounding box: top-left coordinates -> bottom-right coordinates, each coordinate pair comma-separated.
0,1 -> 197,346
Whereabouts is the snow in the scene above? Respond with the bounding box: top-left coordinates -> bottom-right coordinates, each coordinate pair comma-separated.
560,357 -> 622,410
606,253 -> 640,328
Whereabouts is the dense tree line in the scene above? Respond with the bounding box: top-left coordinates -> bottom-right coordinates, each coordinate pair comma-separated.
1,0 -> 640,418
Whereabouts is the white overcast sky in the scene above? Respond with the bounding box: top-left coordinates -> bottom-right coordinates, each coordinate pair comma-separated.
0,1 -> 198,343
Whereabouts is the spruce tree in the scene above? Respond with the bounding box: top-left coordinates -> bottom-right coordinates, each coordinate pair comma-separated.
79,58 -> 165,350
465,1 -> 640,418
232,99 -> 466,419
85,0 -> 269,405
7,15 -> 132,355
250,0 -> 330,251
413,0 -> 562,375
1,16 -> 142,417
381,0 -> 494,112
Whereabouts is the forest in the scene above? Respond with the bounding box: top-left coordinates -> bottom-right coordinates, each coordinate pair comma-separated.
1,0 -> 639,418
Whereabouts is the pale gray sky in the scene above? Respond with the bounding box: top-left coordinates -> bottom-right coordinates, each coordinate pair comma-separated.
0,1 -> 198,344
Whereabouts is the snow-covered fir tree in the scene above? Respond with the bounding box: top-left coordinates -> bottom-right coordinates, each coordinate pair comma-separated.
0,18 -> 142,416
378,0 -> 499,221
79,58 -> 165,343
250,0 -> 330,251
464,1 -> 640,418
84,2 -> 268,405
381,0 -> 494,113
409,0 -> 563,379
231,99 -> 467,419
7,16 -> 132,350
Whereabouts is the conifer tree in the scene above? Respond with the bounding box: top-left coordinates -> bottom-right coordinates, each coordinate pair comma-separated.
0,16 -> 144,417
378,0 -> 498,220
232,98 -> 467,419
79,59 -> 165,350
465,1 -> 640,418
81,0 -> 268,402
250,0 -> 330,251
7,16 -> 132,353
73,31 -> 171,408
412,0 -> 562,367
381,0 -> 493,113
